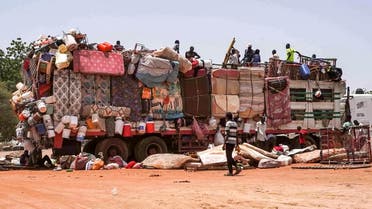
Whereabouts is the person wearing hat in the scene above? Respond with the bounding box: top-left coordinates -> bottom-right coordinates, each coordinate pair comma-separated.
242,43 -> 254,65
173,40 -> 180,53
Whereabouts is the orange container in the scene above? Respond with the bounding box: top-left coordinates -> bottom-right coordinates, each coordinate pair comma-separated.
97,42 -> 113,52
122,123 -> 132,137
146,121 -> 155,133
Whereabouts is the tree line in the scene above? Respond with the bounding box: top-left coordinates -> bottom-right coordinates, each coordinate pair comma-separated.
0,38 -> 31,141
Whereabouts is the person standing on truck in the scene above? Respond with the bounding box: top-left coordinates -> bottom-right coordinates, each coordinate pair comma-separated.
222,112 -> 242,176
255,116 -> 267,150
173,40 -> 180,53
242,43 -> 254,65
286,43 -> 296,62
297,126 -> 307,148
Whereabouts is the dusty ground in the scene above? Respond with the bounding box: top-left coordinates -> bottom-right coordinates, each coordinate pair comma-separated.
1,159 -> 372,209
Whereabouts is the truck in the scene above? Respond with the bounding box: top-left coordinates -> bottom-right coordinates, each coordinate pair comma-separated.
11,32 -> 348,163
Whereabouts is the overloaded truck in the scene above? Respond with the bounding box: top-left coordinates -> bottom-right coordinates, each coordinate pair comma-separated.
11,31 -> 347,162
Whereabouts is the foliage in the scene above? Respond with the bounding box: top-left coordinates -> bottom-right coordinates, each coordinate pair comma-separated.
0,38 -> 31,91
0,38 -> 31,141
0,82 -> 18,141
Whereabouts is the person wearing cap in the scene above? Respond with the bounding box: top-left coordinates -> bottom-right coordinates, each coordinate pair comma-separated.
173,40 -> 180,53
185,46 -> 200,59
242,43 -> 254,65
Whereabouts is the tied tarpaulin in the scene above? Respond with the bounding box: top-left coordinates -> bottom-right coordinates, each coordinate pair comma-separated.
111,75 -> 142,121
135,55 -> 179,87
151,80 -> 183,120
265,76 -> 291,127
81,74 -> 110,115
52,70 -> 82,125
53,70 -> 70,125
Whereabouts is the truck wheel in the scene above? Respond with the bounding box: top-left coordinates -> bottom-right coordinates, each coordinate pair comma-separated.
95,138 -> 129,162
304,135 -> 317,148
134,136 -> 167,162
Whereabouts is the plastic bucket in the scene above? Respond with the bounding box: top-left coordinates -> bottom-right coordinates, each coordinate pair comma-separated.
123,123 -> 132,137
137,121 -> 146,134
146,121 -> 155,133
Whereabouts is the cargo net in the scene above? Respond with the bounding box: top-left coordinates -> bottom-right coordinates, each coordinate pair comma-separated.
319,126 -> 371,164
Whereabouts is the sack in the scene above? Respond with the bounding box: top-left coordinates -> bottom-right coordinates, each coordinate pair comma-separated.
178,55 -> 192,73
97,42 -> 113,52
152,47 -> 178,61
55,52 -> 71,70
192,117 -> 205,140
73,50 -> 125,76
211,95 -> 240,118
214,129 -> 224,146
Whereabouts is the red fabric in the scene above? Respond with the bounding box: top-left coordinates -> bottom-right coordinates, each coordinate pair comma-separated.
109,156 -> 124,167
183,68 -> 206,78
265,76 -> 291,127
125,161 -> 136,169
97,42 -> 113,52
273,146 -> 283,152
73,50 -> 125,76
299,129 -> 307,144
23,58 -> 30,71
54,132 -> 63,149
38,84 -> 51,98
212,69 -> 240,79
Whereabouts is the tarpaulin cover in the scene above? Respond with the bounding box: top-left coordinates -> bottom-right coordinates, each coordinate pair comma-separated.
211,94 -> 240,118
265,76 -> 291,127
111,75 -> 142,121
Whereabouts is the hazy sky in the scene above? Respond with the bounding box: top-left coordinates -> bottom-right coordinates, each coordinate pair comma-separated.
1,0 -> 371,90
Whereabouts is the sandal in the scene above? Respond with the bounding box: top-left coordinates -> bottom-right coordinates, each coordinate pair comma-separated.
224,173 -> 233,176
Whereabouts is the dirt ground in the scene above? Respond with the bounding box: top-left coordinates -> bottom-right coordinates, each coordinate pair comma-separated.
1,159 -> 372,209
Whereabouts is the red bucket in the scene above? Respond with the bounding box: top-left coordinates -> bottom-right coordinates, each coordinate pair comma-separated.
146,121 -> 155,133
122,123 -> 132,137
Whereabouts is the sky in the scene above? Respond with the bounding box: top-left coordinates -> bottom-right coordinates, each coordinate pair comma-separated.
1,0 -> 371,91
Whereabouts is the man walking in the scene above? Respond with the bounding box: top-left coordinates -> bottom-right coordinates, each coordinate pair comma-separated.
222,112 -> 242,176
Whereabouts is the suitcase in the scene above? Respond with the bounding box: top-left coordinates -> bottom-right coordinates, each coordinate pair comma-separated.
73,50 -> 125,76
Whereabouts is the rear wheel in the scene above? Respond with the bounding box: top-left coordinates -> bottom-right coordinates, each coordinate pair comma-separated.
134,136 -> 168,162
95,138 -> 129,162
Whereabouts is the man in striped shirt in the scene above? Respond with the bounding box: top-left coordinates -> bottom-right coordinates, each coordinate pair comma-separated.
222,112 -> 242,176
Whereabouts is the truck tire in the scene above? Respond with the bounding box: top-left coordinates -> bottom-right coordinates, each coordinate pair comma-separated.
95,138 -> 129,162
134,136 -> 168,162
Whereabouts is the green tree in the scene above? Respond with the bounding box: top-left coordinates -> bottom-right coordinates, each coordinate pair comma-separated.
0,82 -> 18,141
0,38 -> 31,91
0,38 -> 31,141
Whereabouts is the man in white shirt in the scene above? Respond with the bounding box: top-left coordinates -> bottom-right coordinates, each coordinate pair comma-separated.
255,116 -> 267,150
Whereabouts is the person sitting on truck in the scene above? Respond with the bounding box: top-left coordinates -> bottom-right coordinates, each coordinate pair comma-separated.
114,40 -> 124,52
286,43 -> 296,62
255,116 -> 267,150
222,112 -> 242,176
271,49 -> 279,59
185,46 -> 200,60
297,126 -> 307,148
252,49 -> 261,65
241,43 -> 254,65
227,48 -> 240,67
173,40 -> 180,54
